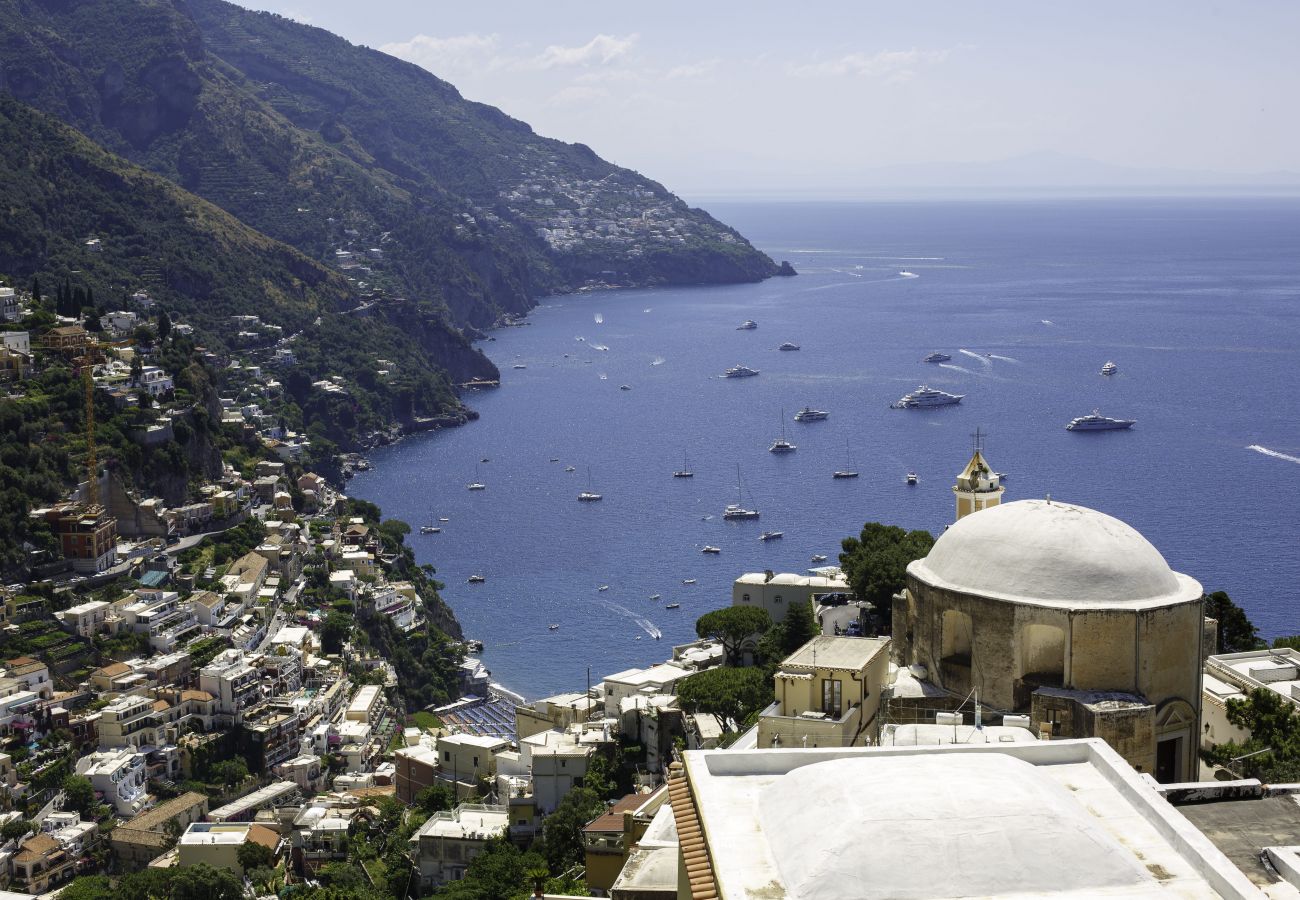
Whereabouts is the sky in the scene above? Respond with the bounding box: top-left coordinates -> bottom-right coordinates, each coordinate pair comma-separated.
236,0 -> 1300,198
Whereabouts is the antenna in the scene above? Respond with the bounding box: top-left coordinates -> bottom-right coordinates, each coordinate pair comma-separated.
971,426 -> 984,456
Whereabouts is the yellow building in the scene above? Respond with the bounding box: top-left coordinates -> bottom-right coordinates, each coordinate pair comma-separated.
758,636 -> 891,748
583,789 -> 668,896
177,822 -> 281,873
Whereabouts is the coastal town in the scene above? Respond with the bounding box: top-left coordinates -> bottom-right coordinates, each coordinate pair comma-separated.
3,273 -> 1299,898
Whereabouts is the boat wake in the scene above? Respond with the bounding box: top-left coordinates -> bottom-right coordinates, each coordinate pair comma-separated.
1248,445 -> 1300,466
898,271 -> 920,278
651,357 -> 666,366
592,344 -> 609,352
937,363 -> 974,375
595,313 -> 604,324
988,354 -> 1020,363
599,599 -> 662,640
959,349 -> 993,368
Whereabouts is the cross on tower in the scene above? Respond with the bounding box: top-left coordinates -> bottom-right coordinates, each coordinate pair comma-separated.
971,427 -> 985,455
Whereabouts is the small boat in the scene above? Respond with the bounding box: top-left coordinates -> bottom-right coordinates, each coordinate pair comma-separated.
778,342 -> 800,351
548,623 -> 560,631
635,635 -> 642,640
769,409 -> 797,454
994,472 -> 1008,481
513,364 -> 527,370
906,472 -> 919,485
701,546 -> 721,555
468,575 -> 485,584
811,554 -> 827,563
419,525 -> 441,534
439,517 -> 449,522
650,594 -> 661,601
682,578 -> 697,585
834,439 -> 859,479
674,453 -> 694,478
578,466 -> 603,502
620,384 -> 631,391
565,465 -> 576,472
467,482 -> 485,491
481,457 -> 490,463
598,585 -> 610,592
759,531 -> 784,542
922,351 -> 952,363
549,457 -> 560,462
723,365 -> 759,378
899,270 -> 918,278
1066,410 -> 1136,431
665,603 -> 681,610
1101,360 -> 1118,376
793,406 -> 828,422
891,386 -> 964,409
737,320 -> 758,330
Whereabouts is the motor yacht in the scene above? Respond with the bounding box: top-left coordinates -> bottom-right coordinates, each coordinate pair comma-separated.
1066,410 -> 1136,431
759,531 -> 784,542
891,386 -> 964,409
1100,361 -> 1118,376
778,342 -> 800,351
467,575 -> 485,584
794,406 -> 829,422
723,365 -> 760,378
737,320 -> 758,330
701,546 -> 722,554
906,472 -> 919,485
922,351 -> 952,363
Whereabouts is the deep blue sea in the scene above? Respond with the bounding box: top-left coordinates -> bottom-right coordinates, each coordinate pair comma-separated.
349,199 -> 1300,699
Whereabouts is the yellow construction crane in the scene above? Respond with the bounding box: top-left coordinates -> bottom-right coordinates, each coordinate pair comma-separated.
84,364 -> 97,506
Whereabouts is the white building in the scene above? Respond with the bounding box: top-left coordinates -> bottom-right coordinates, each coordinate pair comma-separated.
199,650 -> 263,719
408,804 -> 509,889
732,570 -> 852,624
521,728 -> 596,814
1,331 -> 30,354
58,600 -> 111,637
1202,648 -> 1300,777
345,684 -> 386,726
135,365 -> 174,398
601,663 -> 689,719
76,748 -> 148,816
118,589 -> 199,652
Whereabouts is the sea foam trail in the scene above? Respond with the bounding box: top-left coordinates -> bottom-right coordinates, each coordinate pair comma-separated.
959,349 -> 993,367
989,354 -> 1020,363
1248,445 -> 1300,465
651,357 -> 666,366
938,364 -> 974,375
599,599 -> 662,639
595,313 -> 604,324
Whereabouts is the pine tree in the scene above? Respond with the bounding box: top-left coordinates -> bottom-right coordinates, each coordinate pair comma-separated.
30,276 -> 41,304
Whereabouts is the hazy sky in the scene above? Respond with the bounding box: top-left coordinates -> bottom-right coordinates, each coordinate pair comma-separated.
238,0 -> 1299,196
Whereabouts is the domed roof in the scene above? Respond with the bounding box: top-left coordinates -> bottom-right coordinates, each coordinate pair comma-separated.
908,499 -> 1201,608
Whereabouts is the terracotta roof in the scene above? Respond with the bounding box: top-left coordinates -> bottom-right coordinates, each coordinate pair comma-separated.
14,833 -> 59,861
583,792 -> 645,834
246,824 -> 281,851
94,662 -> 131,677
152,700 -> 171,713
121,792 -> 208,833
181,690 -> 214,703
668,762 -> 717,900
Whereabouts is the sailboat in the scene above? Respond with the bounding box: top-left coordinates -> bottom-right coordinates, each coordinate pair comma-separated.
578,466 -> 602,502
419,509 -> 441,534
466,463 -> 486,491
723,464 -> 760,519
833,439 -> 859,479
673,453 -> 694,478
769,409 -> 796,453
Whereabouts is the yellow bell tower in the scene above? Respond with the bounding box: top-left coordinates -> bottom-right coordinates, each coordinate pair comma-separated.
954,428 -> 1004,522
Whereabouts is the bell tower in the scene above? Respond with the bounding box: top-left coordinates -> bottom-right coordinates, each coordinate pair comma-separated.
954,428 -> 1004,522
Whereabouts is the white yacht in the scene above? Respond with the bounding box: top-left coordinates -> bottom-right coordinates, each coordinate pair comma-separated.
701,546 -> 722,554
737,320 -> 758,330
769,411 -> 797,454
1100,361 -> 1118,376
724,365 -> 759,378
673,453 -> 694,478
778,342 -> 800,351
467,463 -> 486,490
834,440 -> 859,479
794,406 -> 829,422
906,472 -> 919,485
725,466 -> 761,519
891,386 -> 964,409
578,467 -> 603,502
419,525 -> 441,534
811,554 -> 827,563
467,575 -> 485,584
758,531 -> 784,542
922,351 -> 952,363
1066,410 -> 1135,431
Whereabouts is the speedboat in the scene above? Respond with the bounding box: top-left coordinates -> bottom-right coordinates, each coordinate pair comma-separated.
723,365 -> 759,378
548,623 -> 560,631
891,386 -> 964,409
1066,410 -> 1135,431
793,407 -> 829,422
906,472 -> 919,485
701,546 -> 721,554
438,517 -> 449,522
650,594 -> 661,601
549,457 -> 560,462
922,352 -> 952,363
598,585 -> 610,592
737,320 -> 758,330
578,491 -> 602,502
564,465 -> 576,472
466,481 -> 486,491
899,270 -> 918,278
778,342 -> 800,351
833,469 -> 859,479
468,575 -> 485,584
811,554 -> 827,563
620,384 -> 631,391
665,603 -> 681,609
512,364 -> 526,370
1100,361 -> 1118,376
419,525 -> 441,534
758,531 -> 784,542
682,579 -> 697,585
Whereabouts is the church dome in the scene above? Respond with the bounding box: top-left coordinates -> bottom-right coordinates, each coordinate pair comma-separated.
908,499 -> 1201,607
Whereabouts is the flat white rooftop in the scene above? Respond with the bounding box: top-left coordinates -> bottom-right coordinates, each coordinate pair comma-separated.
683,739 -> 1260,899
782,635 -> 888,671
880,723 -> 1038,746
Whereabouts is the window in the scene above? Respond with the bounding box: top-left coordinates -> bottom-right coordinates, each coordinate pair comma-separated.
742,593 -> 750,602
822,679 -> 842,717
561,759 -> 566,768
443,751 -> 450,762
775,595 -> 783,603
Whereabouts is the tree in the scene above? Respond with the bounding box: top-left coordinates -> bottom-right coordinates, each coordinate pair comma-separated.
676,666 -> 772,733
168,863 -> 244,900
322,610 -> 352,654
540,788 -> 606,874
210,757 -> 249,792
695,606 -> 772,666
130,352 -> 144,383
1204,591 -> 1264,653
236,838 -> 277,872
58,877 -> 114,900
1,819 -> 35,842
61,774 -> 96,815
1202,688 -> 1300,781
839,522 -> 935,634
157,309 -> 172,342
415,783 -> 454,814
1274,636 -> 1300,651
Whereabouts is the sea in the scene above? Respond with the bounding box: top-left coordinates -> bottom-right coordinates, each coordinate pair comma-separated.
348,198 -> 1300,700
